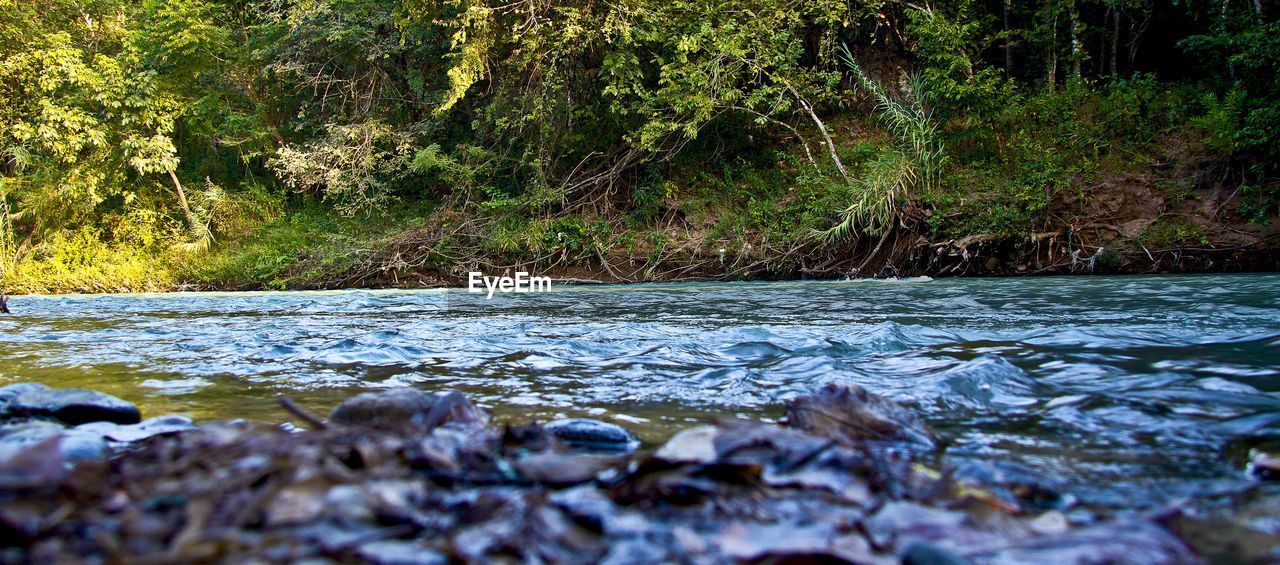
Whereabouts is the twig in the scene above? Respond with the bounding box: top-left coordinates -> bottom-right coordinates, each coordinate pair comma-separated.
279,396 -> 327,430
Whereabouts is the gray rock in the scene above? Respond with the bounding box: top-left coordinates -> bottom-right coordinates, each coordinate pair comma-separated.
1163,484 -> 1280,562
514,452 -> 623,485
330,389 -> 488,432
902,540 -> 971,565
785,383 -> 935,449
544,418 -> 639,453
967,520 -> 1201,563
357,540 -> 447,565
0,382 -> 51,407
549,485 -> 619,532
953,460 -> 1070,512
76,415 -> 195,443
0,424 -> 108,463
654,426 -> 718,463
0,382 -> 141,425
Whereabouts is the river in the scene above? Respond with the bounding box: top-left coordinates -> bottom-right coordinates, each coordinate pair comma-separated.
2,274 -> 1278,517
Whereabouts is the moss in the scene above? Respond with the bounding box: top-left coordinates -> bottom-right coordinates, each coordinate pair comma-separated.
1140,218 -> 1209,249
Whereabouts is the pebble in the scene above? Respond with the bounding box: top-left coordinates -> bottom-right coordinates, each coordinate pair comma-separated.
544,418 -> 639,453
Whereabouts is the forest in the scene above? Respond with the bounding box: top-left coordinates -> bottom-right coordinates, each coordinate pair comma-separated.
2,0 -> 1278,293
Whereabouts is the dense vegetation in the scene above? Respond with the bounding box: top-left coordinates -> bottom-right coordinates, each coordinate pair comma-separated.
1,0 -> 1277,292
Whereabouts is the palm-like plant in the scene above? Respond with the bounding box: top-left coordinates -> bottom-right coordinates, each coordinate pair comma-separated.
824,45 -> 947,241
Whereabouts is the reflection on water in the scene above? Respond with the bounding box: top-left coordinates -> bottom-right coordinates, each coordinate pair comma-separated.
2,274 -> 1279,513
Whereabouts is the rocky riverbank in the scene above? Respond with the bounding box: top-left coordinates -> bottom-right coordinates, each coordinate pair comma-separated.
1,382 -> 1277,563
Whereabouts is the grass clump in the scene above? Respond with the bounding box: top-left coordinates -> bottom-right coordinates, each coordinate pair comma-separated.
186,201 -> 431,290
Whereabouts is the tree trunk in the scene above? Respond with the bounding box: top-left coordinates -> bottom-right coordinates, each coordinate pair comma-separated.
800,96 -> 851,185
781,82 -> 851,185
1004,0 -> 1014,72
1047,9 -> 1059,92
1222,0 -> 1237,80
1069,0 -> 1084,79
168,170 -> 200,234
1110,7 -> 1120,76
1126,8 -> 1149,67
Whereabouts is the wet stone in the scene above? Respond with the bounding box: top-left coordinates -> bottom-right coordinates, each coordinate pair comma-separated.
330,389 -> 489,432
1251,452 -> 1280,481
356,540 -> 447,565
653,426 -> 718,463
784,383 -> 935,450
953,460 -> 1071,512
0,384 -> 1233,563
1163,484 -> 1280,561
901,540 -> 970,565
543,418 -> 639,453
967,520 -> 1201,563
0,383 -> 141,426
76,415 -> 195,443
515,452 -> 623,485
0,424 -> 108,463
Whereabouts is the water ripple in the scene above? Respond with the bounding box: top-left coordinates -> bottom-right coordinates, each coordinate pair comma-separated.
2,275 -> 1279,514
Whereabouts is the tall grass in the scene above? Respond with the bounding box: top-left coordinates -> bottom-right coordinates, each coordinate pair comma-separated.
824,46 -> 947,241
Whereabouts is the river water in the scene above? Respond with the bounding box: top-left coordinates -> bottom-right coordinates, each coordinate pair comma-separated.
2,274 -> 1278,515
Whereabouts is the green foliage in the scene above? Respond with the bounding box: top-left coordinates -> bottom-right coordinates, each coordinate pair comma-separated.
1,209 -> 179,294
209,183 -> 286,241
1,0 -> 1278,292
188,201 -> 428,288
1235,183 -> 1280,225
1,29 -> 182,228
905,3 -> 1012,118
1180,20 -> 1280,173
1193,88 -> 1247,157
1140,217 -> 1209,248
825,50 -> 946,240
272,122 -> 416,216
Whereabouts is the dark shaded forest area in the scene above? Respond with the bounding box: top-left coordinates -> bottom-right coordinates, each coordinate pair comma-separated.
2,0 -> 1278,292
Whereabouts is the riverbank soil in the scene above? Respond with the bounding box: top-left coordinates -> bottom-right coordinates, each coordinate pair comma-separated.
3,383 -> 1278,562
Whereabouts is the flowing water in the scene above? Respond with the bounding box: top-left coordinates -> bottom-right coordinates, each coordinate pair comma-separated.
2,274 -> 1279,516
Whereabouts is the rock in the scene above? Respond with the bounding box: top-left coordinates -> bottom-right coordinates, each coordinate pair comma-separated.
76,415 -> 195,443
543,418 -> 639,453
0,384 -> 1230,563
953,460 -> 1070,512
901,540 -> 971,565
0,434 -> 69,490
967,520 -> 1201,563
330,389 -> 488,432
266,477 -> 331,526
356,540 -> 447,565
548,485 -> 619,532
865,501 -> 969,549
653,426 -> 718,464
515,452 -> 623,485
323,480 -> 427,523
0,383 -> 141,425
784,383 -> 935,449
1163,485 -> 1280,562
0,424 -> 108,464
1251,452 -> 1280,480
0,382 -> 49,404
712,520 -> 875,562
